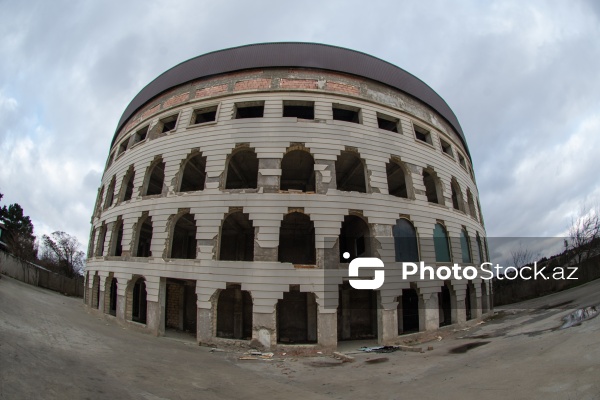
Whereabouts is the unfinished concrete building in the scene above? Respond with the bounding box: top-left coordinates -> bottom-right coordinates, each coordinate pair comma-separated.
85,43 -> 490,349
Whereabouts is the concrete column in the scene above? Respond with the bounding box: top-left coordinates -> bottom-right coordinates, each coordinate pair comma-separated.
117,295 -> 126,320
419,292 -> 440,331
146,301 -> 162,336
257,158 -> 281,193
380,308 -> 398,345
98,290 -> 105,313
253,311 -> 276,350
317,312 -> 337,349
197,308 -> 212,344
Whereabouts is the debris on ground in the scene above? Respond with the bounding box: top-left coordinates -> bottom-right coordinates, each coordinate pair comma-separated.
365,357 -> 389,364
358,345 -> 422,353
209,348 -> 225,352
560,305 -> 599,329
332,352 -> 355,363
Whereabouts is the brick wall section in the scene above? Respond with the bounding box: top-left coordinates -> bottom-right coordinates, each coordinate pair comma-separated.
325,81 -> 360,96
142,104 -> 161,120
166,283 -> 183,329
234,78 -> 271,91
164,92 -> 190,108
195,84 -> 228,99
280,79 -> 318,90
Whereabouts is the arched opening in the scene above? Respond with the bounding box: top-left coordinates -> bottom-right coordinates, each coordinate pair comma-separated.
422,170 -> 440,204
225,149 -> 258,189
216,284 -> 252,340
277,287 -> 317,344
103,176 -> 116,209
165,279 -> 197,335
179,152 -> 207,192
131,277 -> 147,324
438,282 -> 453,327
335,151 -> 367,193
339,215 -> 371,262
145,159 -> 165,196
219,212 -> 254,261
338,282 -> 378,340
104,277 -> 117,316
386,160 -> 408,198
476,233 -> 484,264
450,179 -> 463,211
481,282 -> 489,313
96,225 -> 107,256
434,223 -> 451,262
170,213 -> 197,259
94,186 -> 104,217
393,219 -> 419,262
280,150 -> 315,192
278,212 -> 315,265
135,216 -> 153,257
460,228 -> 472,263
398,287 -> 420,334
92,273 -> 100,309
466,281 -> 476,321
111,219 -> 123,257
120,166 -> 135,202
467,189 -> 477,220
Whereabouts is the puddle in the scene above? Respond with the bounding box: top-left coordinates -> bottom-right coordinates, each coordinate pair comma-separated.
365,357 -> 389,364
449,342 -> 490,354
560,305 -> 599,329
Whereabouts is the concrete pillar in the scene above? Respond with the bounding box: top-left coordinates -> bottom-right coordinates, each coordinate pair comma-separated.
117,294 -> 126,320
380,308 -> 398,345
419,292 -> 440,331
317,312 -> 337,349
253,311 -> 276,350
146,301 -> 162,336
197,308 -> 212,344
257,158 -> 280,193
98,290 -> 105,313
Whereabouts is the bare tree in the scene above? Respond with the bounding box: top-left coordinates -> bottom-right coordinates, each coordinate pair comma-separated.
41,231 -> 85,278
568,203 -> 600,265
510,242 -> 535,269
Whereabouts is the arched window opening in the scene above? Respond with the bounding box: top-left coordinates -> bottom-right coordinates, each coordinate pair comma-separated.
467,189 -> 477,220
476,233 -> 484,264
277,286 -> 317,344
434,223 -> 451,262
398,287 -> 419,334
338,282 -> 378,340
96,225 -> 107,256
94,186 -> 104,217
386,160 -> 408,198
121,169 -> 135,202
339,215 -> 371,262
225,149 -> 258,189
393,219 -> 419,262
216,284 -> 252,340
132,278 -> 147,324
92,273 -> 100,309
179,153 -> 207,192
460,228 -> 472,263
280,150 -> 315,192
111,220 -> 124,257
422,170 -> 439,204
466,281 -> 476,321
136,216 -> 153,257
145,160 -> 165,196
171,213 -> 197,259
278,212 -> 315,265
451,179 -> 463,211
105,277 -> 117,316
219,212 -> 254,261
335,151 -> 367,193
103,176 -> 116,209
438,283 -> 453,327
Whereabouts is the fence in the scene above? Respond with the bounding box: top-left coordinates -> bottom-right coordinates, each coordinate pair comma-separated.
0,250 -> 84,297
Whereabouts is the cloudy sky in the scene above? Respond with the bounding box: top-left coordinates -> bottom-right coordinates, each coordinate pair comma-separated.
1,0 -> 599,256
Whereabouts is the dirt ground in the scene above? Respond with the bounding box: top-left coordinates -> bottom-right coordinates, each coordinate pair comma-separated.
1,275 -> 598,400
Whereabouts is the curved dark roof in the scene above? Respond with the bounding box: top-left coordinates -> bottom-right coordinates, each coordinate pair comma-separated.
114,42 -> 469,156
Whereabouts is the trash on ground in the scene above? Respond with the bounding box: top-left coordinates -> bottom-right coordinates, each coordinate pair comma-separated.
560,305 -> 599,329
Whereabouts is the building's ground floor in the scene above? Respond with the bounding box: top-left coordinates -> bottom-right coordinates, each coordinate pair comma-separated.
84,266 -> 492,349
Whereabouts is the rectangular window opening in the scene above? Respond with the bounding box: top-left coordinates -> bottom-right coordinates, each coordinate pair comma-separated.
118,139 -> 129,155
235,101 -> 264,119
283,101 -> 314,120
332,103 -> 360,124
440,138 -> 454,157
414,124 -> 432,145
458,153 -> 467,168
377,113 -> 399,132
134,126 -> 149,144
160,114 -> 179,133
192,105 -> 218,124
